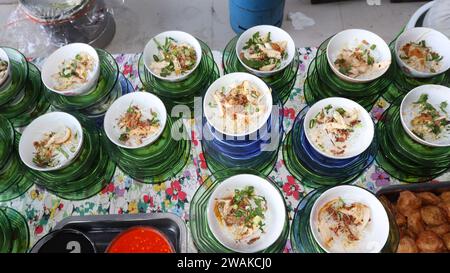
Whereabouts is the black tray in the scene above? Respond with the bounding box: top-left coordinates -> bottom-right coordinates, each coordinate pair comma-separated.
376,181 -> 450,202
52,213 -> 188,253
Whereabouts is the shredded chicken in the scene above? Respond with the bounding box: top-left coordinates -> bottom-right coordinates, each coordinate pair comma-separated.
317,198 -> 371,251
239,31 -> 288,72
53,52 -> 95,91
117,105 -> 160,146
308,105 -> 361,156
209,80 -> 267,135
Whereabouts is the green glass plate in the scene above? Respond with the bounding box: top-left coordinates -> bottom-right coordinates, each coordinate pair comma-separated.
0,209 -> 12,253
291,188 -> 398,253
375,98 -> 450,182
26,116 -> 100,184
44,48 -> 119,111
314,37 -> 393,96
103,116 -> 191,183
382,41 -> 450,102
0,63 -> 50,128
0,207 -> 29,253
0,153 -> 23,193
222,36 -> 300,104
0,174 -> 33,202
139,39 -> 215,98
23,114 -> 116,199
158,61 -> 220,111
304,52 -> 381,111
190,168 -> 289,253
0,115 -> 15,169
0,47 -> 29,107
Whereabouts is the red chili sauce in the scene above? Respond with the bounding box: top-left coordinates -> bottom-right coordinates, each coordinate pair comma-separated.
106,227 -> 174,253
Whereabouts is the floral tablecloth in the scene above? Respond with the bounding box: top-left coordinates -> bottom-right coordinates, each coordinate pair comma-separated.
2,48 -> 450,252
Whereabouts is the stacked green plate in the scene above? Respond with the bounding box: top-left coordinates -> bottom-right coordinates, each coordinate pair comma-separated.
138,39 -> 220,111
190,169 -> 289,253
102,116 -> 190,184
282,107 -> 377,188
24,115 -> 115,200
0,62 -> 50,128
0,47 -> 29,107
383,41 -> 450,103
375,97 -> 450,183
0,47 -> 50,129
44,48 -> 120,118
0,207 -> 29,253
304,37 -> 392,111
0,115 -> 33,202
290,188 -> 398,253
222,36 -> 299,104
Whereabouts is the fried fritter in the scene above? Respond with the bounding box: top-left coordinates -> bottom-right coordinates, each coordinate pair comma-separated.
397,191 -> 422,216
416,231 -> 445,253
417,192 -> 441,205
421,206 -> 447,226
397,236 -> 418,253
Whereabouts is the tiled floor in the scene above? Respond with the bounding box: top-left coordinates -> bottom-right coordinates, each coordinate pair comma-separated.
0,0 -> 425,55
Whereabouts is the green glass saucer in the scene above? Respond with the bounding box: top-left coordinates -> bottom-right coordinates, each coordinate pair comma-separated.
0,115 -> 15,169
0,63 -> 50,128
44,48 -> 119,111
0,47 -> 29,107
139,39 -> 215,98
23,114 -> 115,200
0,209 -> 12,253
291,188 -> 398,253
375,98 -> 450,182
222,36 -> 300,104
304,52 -> 381,111
103,116 -> 191,183
314,37 -> 393,96
0,207 -> 29,253
382,41 -> 450,103
190,168 -> 289,253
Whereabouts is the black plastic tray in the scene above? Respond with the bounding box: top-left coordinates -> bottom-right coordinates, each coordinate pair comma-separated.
52,213 -> 188,253
376,181 -> 450,202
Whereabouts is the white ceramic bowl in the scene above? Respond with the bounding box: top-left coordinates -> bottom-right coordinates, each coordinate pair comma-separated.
304,97 -> 374,160
310,185 -> 390,253
395,27 -> 450,78
41,43 -> 100,96
104,91 -> 167,149
0,48 -> 11,87
400,84 -> 450,147
19,112 -> 84,172
236,25 -> 296,77
327,29 -> 391,83
203,72 -> 273,137
143,30 -> 202,82
206,174 -> 286,253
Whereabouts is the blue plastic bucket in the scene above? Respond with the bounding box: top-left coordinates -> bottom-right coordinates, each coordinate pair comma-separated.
229,0 -> 285,34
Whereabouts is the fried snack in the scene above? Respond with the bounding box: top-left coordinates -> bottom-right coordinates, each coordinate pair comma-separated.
397,191 -> 422,216
421,206 -> 447,226
397,236 -> 419,253
426,224 -> 450,236
416,231 -> 446,253
407,210 -> 425,236
439,202 -> 450,221
442,233 -> 450,251
440,192 -> 450,203
417,192 -> 441,205
396,212 -> 407,227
